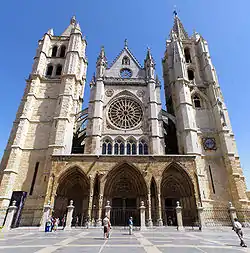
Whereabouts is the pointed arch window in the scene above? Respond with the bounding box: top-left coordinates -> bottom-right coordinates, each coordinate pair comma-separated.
56,64 -> 62,76
114,139 -> 125,155
184,47 -> 191,63
60,45 -> 66,58
139,139 -> 149,155
52,46 -> 58,57
46,65 -> 53,77
193,95 -> 201,108
187,69 -> 194,81
102,139 -> 112,155
122,56 -> 130,65
127,139 -> 136,155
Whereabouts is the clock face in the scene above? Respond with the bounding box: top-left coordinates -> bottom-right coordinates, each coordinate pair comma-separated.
203,138 -> 216,150
120,68 -> 132,78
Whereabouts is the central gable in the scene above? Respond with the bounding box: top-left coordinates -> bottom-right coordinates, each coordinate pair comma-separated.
105,46 -> 146,79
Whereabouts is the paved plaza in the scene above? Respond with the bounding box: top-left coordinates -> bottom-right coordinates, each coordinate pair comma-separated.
0,227 -> 250,253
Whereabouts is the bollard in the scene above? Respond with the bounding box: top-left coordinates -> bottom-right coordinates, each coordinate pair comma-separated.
2,200 -> 17,231
197,202 -> 205,231
140,201 -> 146,231
39,201 -> 52,231
105,200 -> 111,219
176,201 -> 184,231
64,200 -> 75,230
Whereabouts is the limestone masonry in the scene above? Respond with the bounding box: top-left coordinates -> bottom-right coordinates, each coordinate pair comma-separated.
0,15 -> 249,227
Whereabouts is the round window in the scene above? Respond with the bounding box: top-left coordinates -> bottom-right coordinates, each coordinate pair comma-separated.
108,97 -> 142,129
120,68 -> 132,78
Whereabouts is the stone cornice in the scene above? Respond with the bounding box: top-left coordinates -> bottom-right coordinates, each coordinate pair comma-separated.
51,154 -> 196,162
104,77 -> 146,86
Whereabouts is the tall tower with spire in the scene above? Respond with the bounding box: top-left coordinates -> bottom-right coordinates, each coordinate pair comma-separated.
162,14 -> 248,207
0,16 -> 87,225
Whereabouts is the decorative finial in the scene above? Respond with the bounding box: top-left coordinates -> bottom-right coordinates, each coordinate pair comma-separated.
124,39 -> 128,48
70,16 -> 76,25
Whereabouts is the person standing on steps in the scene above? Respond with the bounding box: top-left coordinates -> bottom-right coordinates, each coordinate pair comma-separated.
128,217 -> 133,235
232,218 -> 247,247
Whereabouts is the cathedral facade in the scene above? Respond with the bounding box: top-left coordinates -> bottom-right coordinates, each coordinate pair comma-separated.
0,15 -> 249,227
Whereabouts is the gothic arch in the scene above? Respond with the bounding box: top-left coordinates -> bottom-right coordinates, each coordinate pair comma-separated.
191,88 -> 211,109
103,162 -> 147,225
53,166 -> 90,222
160,162 -> 198,226
111,90 -> 143,104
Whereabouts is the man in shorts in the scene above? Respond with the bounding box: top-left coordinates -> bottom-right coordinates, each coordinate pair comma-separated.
103,215 -> 111,239
232,218 -> 247,247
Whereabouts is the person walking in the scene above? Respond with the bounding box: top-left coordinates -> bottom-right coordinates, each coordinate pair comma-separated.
75,216 -> 79,228
103,215 -> 111,239
61,215 -> 66,230
232,218 -> 247,247
128,217 -> 133,235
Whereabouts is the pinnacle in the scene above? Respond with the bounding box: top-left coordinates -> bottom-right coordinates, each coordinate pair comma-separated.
172,15 -> 189,39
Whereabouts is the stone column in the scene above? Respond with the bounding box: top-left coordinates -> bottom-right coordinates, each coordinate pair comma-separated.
105,200 -> 111,219
157,193 -> 163,226
64,200 -> 74,230
39,201 -> 52,231
176,201 -> 184,231
140,201 -> 146,231
2,200 -> 17,231
97,194 -> 103,227
228,202 -> 237,224
87,177 -> 94,226
147,193 -> 153,228
197,202 -> 205,231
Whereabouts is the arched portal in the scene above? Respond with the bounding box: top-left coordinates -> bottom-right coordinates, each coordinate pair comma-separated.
161,163 -> 197,226
54,167 -> 89,226
104,163 -> 147,226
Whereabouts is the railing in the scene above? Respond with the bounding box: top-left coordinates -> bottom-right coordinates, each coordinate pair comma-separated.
203,207 -> 231,227
110,208 -> 140,226
237,209 -> 250,227
182,209 -> 199,227
18,208 -> 43,227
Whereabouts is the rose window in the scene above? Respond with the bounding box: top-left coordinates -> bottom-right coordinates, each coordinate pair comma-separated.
120,68 -> 132,78
108,98 -> 142,129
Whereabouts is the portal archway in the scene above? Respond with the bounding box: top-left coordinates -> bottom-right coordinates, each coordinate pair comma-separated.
161,163 -> 197,226
54,167 -> 89,226
104,163 -> 147,226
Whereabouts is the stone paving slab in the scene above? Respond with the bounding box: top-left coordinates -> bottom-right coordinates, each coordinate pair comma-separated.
0,228 -> 249,252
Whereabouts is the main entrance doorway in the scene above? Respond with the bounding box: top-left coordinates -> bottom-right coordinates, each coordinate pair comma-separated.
111,198 -> 139,226
54,168 -> 89,226
104,163 -> 147,226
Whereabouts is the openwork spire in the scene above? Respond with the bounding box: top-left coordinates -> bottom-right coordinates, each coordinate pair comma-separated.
172,15 -> 189,40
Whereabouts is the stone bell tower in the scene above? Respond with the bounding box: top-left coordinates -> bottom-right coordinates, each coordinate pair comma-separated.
0,16 -> 87,225
162,14 -> 249,207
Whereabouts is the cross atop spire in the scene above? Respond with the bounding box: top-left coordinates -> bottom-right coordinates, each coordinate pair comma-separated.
173,5 -> 178,17
124,39 -> 128,48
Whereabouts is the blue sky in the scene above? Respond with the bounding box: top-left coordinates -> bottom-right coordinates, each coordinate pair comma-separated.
0,0 -> 250,188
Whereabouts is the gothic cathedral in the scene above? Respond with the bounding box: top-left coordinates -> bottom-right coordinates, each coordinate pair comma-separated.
0,15 -> 249,227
